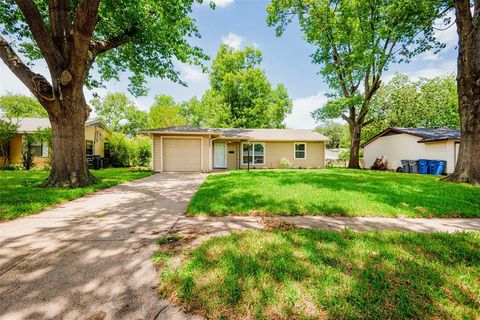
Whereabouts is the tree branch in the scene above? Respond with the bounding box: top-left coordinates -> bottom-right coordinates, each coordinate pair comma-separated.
0,34 -> 55,108
341,113 -> 353,125
89,36 -> 129,58
48,0 -> 71,59
362,118 -> 374,127
70,0 -> 101,82
14,0 -> 65,71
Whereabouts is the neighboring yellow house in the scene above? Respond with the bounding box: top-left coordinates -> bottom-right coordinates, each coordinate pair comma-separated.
140,126 -> 329,172
0,118 -> 112,168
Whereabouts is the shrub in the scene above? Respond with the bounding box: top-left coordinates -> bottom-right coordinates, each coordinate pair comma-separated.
371,157 -> 388,171
2,163 -> 24,171
106,133 -> 151,168
280,158 -> 291,169
132,136 -> 151,167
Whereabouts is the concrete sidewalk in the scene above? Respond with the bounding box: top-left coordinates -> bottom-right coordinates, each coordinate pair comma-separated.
172,216 -> 480,241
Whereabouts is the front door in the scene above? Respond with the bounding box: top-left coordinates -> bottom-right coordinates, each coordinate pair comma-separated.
214,143 -> 227,168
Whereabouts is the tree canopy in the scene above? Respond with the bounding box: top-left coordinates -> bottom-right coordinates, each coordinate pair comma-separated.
267,0 -> 445,168
182,44 -> 292,128
363,73 -> 459,142
315,121 -> 350,149
91,92 -> 147,136
0,0 -> 208,187
148,95 -> 187,129
0,94 -> 48,118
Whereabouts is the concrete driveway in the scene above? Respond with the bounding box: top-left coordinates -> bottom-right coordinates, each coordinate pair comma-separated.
0,173 -> 206,320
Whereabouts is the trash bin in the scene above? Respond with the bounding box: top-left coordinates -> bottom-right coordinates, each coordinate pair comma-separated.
409,160 -> 419,174
401,160 -> 410,173
428,160 -> 438,175
418,159 -> 429,174
92,155 -> 102,170
435,160 -> 447,175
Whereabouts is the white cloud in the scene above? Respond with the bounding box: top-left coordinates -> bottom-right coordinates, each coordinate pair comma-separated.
221,32 -> 244,50
179,64 -> 208,82
408,59 -> 456,80
211,0 -> 234,8
285,92 -> 328,129
434,12 -> 457,47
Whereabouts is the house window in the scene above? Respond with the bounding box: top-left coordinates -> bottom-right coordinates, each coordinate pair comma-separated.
31,140 -> 43,157
86,140 -> 94,156
242,143 -> 265,165
294,143 -> 306,159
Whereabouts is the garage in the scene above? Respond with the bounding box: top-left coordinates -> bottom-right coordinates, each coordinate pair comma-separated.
162,138 -> 202,172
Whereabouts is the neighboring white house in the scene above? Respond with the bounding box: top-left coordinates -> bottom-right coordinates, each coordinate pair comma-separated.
362,127 -> 460,173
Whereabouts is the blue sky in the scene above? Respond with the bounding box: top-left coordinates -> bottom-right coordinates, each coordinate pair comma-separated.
0,0 -> 459,128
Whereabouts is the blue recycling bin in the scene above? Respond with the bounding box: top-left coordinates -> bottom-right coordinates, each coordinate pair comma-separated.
428,160 -> 438,175
435,160 -> 447,175
418,159 -> 429,174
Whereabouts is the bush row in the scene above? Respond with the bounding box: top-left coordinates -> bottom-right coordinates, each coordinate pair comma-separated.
106,133 -> 151,168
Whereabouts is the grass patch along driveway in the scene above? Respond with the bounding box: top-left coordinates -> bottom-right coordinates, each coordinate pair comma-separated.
157,229 -> 480,320
0,167 -> 153,221
187,169 -> 480,218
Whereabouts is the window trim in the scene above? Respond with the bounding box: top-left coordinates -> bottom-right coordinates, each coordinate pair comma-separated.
294,142 -> 307,160
241,142 -> 265,165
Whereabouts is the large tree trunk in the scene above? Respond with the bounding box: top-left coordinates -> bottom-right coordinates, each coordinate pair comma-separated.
348,122 -> 362,169
44,92 -> 94,188
443,0 -> 480,185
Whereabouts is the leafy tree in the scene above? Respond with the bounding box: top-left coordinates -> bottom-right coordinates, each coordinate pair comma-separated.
364,74 -> 459,142
268,0 -> 444,168
185,44 -> 292,128
0,118 -> 18,166
315,121 -> 349,149
0,94 -> 48,118
148,95 -> 187,129
0,0 -> 207,187
180,97 -> 204,127
182,91 -> 231,128
91,92 -> 147,136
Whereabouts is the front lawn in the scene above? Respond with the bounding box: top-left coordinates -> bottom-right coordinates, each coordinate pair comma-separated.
0,167 -> 153,221
157,229 -> 480,320
187,169 -> 480,217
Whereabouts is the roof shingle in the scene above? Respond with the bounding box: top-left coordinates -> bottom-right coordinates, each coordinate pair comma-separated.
141,126 -> 329,141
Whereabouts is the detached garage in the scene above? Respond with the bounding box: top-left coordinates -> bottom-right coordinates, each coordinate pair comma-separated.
362,127 -> 461,173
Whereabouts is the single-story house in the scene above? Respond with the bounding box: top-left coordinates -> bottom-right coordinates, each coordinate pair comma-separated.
0,118 -> 112,168
140,126 -> 329,172
362,127 -> 461,173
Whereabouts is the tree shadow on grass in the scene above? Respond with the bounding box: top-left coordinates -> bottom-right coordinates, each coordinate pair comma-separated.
161,229 -> 480,319
189,169 -> 480,217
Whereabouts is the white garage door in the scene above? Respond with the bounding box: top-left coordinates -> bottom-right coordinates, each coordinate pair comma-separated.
162,138 -> 202,171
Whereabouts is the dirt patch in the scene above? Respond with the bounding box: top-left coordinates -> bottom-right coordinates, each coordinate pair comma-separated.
262,218 -> 298,231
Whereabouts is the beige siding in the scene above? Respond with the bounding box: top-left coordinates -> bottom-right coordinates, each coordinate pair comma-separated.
238,141 -> 325,169
85,124 -> 111,157
227,143 -> 239,169
9,135 -> 23,164
152,134 -> 210,172
363,133 -> 455,173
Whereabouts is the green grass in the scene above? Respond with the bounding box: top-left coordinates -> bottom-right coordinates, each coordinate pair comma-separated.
187,169 -> 480,218
157,229 -> 480,320
0,168 -> 153,221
